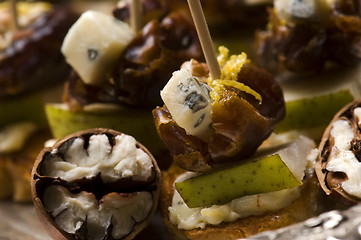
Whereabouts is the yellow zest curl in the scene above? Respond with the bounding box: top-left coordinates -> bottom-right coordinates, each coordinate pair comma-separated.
209,46 -> 262,104
211,80 -> 262,103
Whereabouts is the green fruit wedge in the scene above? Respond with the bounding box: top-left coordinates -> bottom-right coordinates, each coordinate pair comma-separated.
275,89 -> 354,132
175,155 -> 301,208
175,135 -> 315,208
275,65 -> 361,133
45,103 -> 165,154
0,94 -> 47,128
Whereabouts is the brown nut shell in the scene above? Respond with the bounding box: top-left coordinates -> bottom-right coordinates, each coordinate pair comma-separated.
316,99 -> 361,206
31,128 -> 161,240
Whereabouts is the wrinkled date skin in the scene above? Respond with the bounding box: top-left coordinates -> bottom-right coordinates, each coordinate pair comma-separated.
31,128 -> 161,240
113,0 -> 270,27
0,7 -> 79,99
153,64 -> 285,172
62,10 -> 204,111
316,99 -> 361,206
255,0 -> 361,73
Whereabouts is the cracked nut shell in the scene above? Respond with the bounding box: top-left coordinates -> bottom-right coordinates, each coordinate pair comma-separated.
316,99 -> 361,206
31,128 -> 161,240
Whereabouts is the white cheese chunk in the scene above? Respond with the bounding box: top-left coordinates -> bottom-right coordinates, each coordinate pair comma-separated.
275,0 -> 336,23
327,116 -> 361,198
354,107 -> 361,127
61,10 -> 135,86
278,135 -> 316,181
160,68 -> 213,142
275,0 -> 315,20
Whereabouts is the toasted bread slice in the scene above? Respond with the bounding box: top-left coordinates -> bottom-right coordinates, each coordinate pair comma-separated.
160,163 -> 339,240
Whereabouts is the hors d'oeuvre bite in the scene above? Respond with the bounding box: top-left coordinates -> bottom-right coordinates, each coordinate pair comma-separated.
152,48 -> 333,239
153,47 -> 285,171
61,8 -> 203,109
46,6 -> 203,162
256,0 -> 361,73
31,128 -> 161,240
253,0 -> 361,145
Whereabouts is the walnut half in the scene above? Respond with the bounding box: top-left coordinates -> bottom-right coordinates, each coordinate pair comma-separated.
316,99 -> 361,206
31,128 -> 161,240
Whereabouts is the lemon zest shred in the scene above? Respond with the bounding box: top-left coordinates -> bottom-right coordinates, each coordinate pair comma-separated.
217,46 -> 229,68
209,46 -> 262,104
220,52 -> 248,81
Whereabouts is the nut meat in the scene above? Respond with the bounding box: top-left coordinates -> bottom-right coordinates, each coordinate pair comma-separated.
31,128 -> 161,240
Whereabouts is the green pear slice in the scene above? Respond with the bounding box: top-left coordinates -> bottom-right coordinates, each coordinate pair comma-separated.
275,89 -> 354,132
45,103 -> 165,154
275,65 -> 361,133
175,136 -> 315,208
0,94 -> 47,129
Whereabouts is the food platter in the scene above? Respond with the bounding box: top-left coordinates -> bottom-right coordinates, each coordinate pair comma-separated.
1,0 -> 361,239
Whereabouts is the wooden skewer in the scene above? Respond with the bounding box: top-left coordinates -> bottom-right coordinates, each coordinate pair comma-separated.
9,0 -> 19,31
129,0 -> 142,32
186,0 -> 221,80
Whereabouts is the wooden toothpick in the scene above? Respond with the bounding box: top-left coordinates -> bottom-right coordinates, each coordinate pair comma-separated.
129,0 -> 142,32
187,0 -> 221,80
9,0 -> 19,31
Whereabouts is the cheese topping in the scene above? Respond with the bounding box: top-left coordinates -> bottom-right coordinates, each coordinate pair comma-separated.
169,173 -> 300,230
43,134 -> 153,182
326,108 -> 361,198
274,0 -> 336,24
169,136 -> 315,230
61,10 -> 135,86
161,68 -> 213,142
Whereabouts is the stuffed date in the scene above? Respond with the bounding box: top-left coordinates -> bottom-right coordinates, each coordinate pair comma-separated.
62,9 -> 203,110
153,47 -> 285,172
256,0 -> 361,73
0,2 -> 78,98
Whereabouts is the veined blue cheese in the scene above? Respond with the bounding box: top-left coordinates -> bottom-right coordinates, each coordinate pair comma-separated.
61,10 -> 135,86
160,68 -> 213,142
326,109 -> 361,198
275,0 -> 336,23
